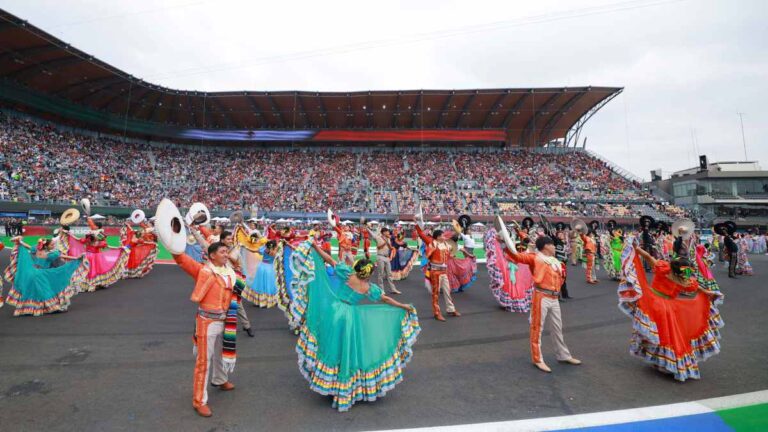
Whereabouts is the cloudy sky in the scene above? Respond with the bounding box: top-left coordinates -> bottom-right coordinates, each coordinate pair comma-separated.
3,0 -> 766,180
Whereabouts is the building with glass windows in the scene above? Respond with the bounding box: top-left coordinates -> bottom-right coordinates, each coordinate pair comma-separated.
650,161 -> 768,227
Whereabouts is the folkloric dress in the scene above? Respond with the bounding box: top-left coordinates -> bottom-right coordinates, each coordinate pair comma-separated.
2,244 -> 88,316
483,229 -> 533,313
59,233 -> 129,291
289,242 -> 420,412
736,237 -> 754,275
447,232 -> 477,293
121,224 -> 158,279
618,240 -> 724,381
240,244 -> 279,307
389,234 -> 419,281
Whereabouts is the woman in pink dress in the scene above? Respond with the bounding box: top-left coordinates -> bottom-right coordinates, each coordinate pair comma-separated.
59,219 -> 129,291
484,229 -> 533,313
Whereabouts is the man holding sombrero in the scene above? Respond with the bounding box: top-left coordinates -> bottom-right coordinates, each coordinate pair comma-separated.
716,222 -> 739,278
154,199 -> 243,418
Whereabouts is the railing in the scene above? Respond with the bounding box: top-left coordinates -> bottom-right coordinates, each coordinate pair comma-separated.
583,149 -> 645,184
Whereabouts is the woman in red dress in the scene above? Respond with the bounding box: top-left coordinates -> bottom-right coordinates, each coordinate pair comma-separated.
618,241 -> 724,381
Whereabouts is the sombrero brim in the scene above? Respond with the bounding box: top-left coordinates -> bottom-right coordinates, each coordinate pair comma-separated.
131,209 -> 146,225
80,198 -> 91,216
156,198 -> 187,255
60,208 -> 81,226
185,202 -> 210,226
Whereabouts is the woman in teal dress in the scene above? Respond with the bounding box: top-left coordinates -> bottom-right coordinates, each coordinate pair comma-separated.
3,237 -> 87,316
289,240 -> 420,412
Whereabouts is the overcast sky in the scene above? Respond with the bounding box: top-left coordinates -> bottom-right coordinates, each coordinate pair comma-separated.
3,0 -> 766,180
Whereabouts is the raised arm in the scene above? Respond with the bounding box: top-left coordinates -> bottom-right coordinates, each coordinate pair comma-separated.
173,252 -> 203,279
198,225 -> 213,240
633,245 -> 657,268
502,247 -> 536,266
13,236 -> 31,250
189,225 -> 210,250
311,241 -> 337,267
413,224 -> 432,245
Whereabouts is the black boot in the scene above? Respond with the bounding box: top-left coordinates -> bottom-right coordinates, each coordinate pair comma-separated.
244,327 -> 255,337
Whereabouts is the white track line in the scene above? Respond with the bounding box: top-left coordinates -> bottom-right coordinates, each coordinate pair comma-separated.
367,390 -> 768,432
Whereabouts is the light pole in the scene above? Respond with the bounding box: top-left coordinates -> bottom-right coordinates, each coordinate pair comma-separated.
738,112 -> 748,160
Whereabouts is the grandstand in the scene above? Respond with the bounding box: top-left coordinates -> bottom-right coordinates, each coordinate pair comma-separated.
0,9 -> 676,224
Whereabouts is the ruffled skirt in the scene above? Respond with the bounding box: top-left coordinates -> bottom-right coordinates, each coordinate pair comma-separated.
123,243 -> 157,279
619,243 -> 724,381
242,260 -> 279,308
448,255 -> 477,293
391,248 -> 419,281
3,245 -> 89,316
484,229 -> 532,313
290,242 -> 421,412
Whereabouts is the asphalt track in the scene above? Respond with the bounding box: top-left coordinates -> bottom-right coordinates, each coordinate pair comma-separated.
0,251 -> 766,432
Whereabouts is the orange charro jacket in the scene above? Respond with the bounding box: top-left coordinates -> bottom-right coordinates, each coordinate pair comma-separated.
174,253 -> 234,314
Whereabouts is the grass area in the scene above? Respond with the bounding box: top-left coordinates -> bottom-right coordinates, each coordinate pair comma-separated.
1,236 -> 488,262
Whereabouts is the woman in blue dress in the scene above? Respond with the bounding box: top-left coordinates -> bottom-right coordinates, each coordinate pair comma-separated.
241,240 -> 280,308
389,231 -> 419,281
290,240 -> 420,412
3,237 -> 87,316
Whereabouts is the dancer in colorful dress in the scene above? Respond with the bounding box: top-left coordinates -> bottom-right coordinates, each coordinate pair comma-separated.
618,240 -> 724,381
599,231 -> 616,280
121,221 -> 158,279
289,240 -> 419,411
736,234 -> 754,276
484,228 -> 533,313
240,240 -> 280,307
447,218 -> 477,293
499,232 -> 582,373
2,237 -> 87,316
608,229 -> 624,281
60,219 -> 129,291
389,230 -> 419,281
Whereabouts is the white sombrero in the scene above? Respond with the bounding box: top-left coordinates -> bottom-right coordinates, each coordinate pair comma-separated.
131,209 -> 146,224
185,202 -> 210,226
155,198 -> 187,255
80,198 -> 91,216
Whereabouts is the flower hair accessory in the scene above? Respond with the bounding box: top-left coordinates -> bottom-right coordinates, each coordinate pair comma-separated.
353,259 -> 375,279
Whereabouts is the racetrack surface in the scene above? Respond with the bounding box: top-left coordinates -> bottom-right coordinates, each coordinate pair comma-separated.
0,251 -> 766,432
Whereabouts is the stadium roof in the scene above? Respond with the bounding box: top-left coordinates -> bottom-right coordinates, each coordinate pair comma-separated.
0,9 -> 622,146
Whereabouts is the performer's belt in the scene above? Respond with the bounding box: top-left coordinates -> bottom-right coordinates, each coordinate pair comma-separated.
534,287 -> 560,297
377,253 -> 391,260
427,263 -> 448,271
197,309 -> 226,320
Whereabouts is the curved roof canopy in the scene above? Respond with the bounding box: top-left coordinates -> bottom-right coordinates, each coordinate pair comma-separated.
0,9 -> 622,145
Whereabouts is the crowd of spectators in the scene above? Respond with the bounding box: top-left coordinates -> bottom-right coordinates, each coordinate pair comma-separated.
1,112 -> 688,220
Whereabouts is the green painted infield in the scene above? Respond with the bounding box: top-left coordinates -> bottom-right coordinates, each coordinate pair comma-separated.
1,236 -> 488,262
